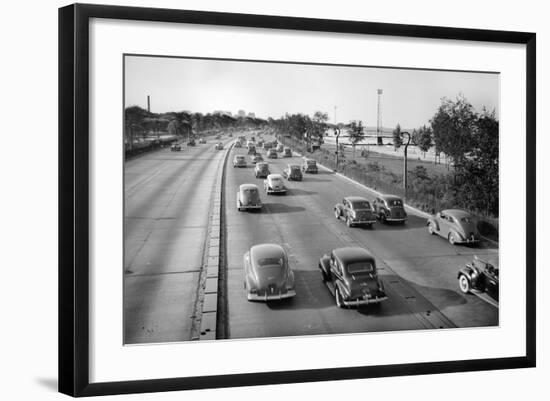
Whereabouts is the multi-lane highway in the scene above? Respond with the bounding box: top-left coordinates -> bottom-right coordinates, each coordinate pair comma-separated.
124,128 -> 498,344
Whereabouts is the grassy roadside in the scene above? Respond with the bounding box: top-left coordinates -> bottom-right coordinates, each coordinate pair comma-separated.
278,133 -> 499,242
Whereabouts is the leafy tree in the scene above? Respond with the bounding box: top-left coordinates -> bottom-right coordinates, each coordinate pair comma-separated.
311,111 -> 329,144
430,94 -> 476,166
347,120 -> 365,158
392,123 -> 402,149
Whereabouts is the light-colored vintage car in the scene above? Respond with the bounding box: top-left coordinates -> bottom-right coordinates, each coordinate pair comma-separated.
214,142 -> 224,150
243,244 -> 296,301
170,143 -> 181,152
254,162 -> 270,178
236,184 -> 262,211
427,209 -> 480,245
198,138 -> 206,144
276,143 -> 284,152
372,194 -> 407,223
334,196 -> 377,228
282,147 -> 292,157
319,247 -> 387,308
233,155 -> 247,168
264,173 -> 286,194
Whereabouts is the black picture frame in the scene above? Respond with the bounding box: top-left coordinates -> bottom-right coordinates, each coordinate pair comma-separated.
59,3 -> 536,397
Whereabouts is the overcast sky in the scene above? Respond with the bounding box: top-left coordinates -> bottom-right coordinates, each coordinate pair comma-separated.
124,55 -> 499,129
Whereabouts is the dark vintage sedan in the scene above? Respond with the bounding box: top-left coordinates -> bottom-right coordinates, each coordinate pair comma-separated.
458,256 -> 499,302
244,244 -> 296,301
334,196 -> 377,228
302,159 -> 318,173
267,148 -> 278,159
254,162 -> 270,178
234,141 -> 242,148
187,138 -> 196,146
319,247 -> 387,308
214,142 -> 224,150
251,153 -> 264,164
170,143 -> 181,152
282,164 -> 302,181
236,184 -> 262,211
372,194 -> 407,223
282,147 -> 292,157
427,209 -> 480,245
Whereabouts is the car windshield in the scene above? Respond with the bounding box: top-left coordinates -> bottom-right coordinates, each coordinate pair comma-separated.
306,160 -> 316,165
257,257 -> 284,267
290,166 -> 300,172
347,261 -> 375,274
236,156 -> 245,160
243,188 -> 258,196
271,177 -> 282,184
460,217 -> 473,223
351,201 -> 371,209
388,199 -> 403,207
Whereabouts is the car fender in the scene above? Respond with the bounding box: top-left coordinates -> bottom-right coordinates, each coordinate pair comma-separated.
335,280 -> 350,297
319,255 -> 331,275
427,217 -> 439,231
334,203 -> 344,214
449,229 -> 464,241
457,265 -> 474,280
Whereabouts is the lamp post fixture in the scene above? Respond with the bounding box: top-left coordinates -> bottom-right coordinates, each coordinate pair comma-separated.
402,131 -> 411,200
335,127 -> 341,171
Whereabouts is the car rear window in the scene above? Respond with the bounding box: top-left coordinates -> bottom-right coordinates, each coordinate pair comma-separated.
306,160 -> 316,165
388,199 -> 403,207
290,166 -> 300,171
351,201 -> 371,209
243,188 -> 257,194
236,156 -> 245,160
257,257 -> 284,267
347,261 -> 375,274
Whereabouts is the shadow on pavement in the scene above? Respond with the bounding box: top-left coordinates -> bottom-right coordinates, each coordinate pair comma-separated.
263,203 -> 306,214
286,188 -> 318,196
361,214 -> 427,231
303,177 -> 332,183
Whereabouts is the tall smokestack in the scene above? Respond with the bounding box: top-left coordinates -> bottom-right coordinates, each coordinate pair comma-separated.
147,95 -> 150,113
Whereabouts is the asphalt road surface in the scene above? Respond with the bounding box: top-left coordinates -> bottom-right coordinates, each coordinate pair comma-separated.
224,131 -> 498,340
124,137 -> 233,344
124,129 -> 498,344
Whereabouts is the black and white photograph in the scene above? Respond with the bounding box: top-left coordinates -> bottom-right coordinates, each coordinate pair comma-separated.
123,55 -> 500,344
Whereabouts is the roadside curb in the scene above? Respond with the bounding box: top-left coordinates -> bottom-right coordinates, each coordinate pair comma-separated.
197,141 -> 234,341
295,149 -> 498,245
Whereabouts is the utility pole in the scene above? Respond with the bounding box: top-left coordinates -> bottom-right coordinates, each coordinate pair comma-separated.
335,127 -> 341,170
376,89 -> 383,145
402,131 -> 411,200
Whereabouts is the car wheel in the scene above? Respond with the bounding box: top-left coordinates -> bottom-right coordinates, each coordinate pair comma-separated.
428,223 -> 435,235
449,233 -> 456,245
334,209 -> 340,219
459,275 -> 471,293
346,216 -> 352,227
335,287 -> 345,308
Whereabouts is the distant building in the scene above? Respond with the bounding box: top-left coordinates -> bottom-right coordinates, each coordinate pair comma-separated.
247,112 -> 255,118
237,110 -> 246,118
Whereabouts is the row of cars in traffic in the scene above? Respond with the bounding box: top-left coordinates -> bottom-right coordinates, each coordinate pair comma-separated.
231,133 -> 498,307
170,137 -> 207,151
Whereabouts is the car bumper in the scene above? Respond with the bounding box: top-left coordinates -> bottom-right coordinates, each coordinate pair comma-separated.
234,163 -> 247,167
343,295 -> 388,306
351,219 -> 377,225
455,237 -> 480,244
266,188 -> 286,194
304,169 -> 317,173
248,289 -> 296,301
240,204 -> 262,210
386,217 -> 407,222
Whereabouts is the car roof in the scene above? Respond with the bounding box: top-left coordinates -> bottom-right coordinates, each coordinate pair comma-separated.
256,162 -> 268,166
332,247 -> 374,265
288,164 -> 300,168
250,243 -> 286,260
239,183 -> 258,191
344,196 -> 369,203
268,173 -> 283,179
379,194 -> 402,202
442,209 -> 471,218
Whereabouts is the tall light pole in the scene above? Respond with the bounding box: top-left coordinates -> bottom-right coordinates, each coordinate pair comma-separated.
335,127 -> 341,170
376,89 -> 383,145
401,131 -> 411,199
